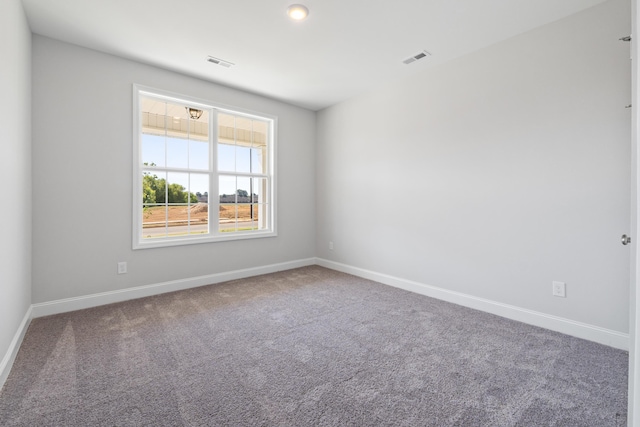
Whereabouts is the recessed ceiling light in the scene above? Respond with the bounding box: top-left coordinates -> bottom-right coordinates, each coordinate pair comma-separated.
287,4 -> 309,21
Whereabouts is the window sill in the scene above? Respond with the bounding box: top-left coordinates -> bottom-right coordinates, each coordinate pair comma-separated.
132,229 -> 277,250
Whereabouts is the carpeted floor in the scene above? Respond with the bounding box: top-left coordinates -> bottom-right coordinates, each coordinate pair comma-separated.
0,266 -> 628,426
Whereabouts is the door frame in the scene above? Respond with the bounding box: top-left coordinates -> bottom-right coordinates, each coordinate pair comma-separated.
630,0 -> 639,425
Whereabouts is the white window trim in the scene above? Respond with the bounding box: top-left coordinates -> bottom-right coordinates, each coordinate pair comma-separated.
132,84 -> 277,250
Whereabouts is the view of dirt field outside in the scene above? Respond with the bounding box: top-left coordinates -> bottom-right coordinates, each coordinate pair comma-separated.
140,95 -> 268,239
142,203 -> 260,238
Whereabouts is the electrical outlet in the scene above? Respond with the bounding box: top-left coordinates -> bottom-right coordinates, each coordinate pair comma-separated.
329,241 -> 334,251
552,281 -> 566,298
117,262 -> 127,274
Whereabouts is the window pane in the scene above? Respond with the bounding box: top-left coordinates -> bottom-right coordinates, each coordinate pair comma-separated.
218,113 -> 235,143
252,120 -> 268,146
236,146 -> 251,173
142,204 -> 167,239
237,176 -> 251,202
167,137 -> 189,168
189,199 -> 208,235
163,172 -> 187,237
189,140 -> 209,170
219,204 -> 237,232
250,204 -> 260,230
190,173 -> 209,234
235,116 -> 252,146
250,147 -> 263,174
189,109 -> 209,141
252,178 -> 267,203
218,144 -> 235,172
219,175 -> 236,202
252,120 -> 268,174
165,101 -> 189,139
142,170 -> 167,204
191,173 -> 208,201
141,96 -> 168,138
164,204 -> 188,235
141,134 -> 166,167
236,203 -> 252,231
167,172 -> 191,203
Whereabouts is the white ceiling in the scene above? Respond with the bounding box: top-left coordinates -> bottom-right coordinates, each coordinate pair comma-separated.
21,0 -> 608,111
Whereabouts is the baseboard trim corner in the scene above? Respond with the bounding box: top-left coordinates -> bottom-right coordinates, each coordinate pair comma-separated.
32,258 -> 316,318
315,258 -> 629,350
0,306 -> 32,390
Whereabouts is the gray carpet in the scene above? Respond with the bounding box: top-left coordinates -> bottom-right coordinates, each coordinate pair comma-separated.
0,266 -> 628,426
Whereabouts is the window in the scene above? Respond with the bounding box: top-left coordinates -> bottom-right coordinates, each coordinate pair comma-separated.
133,85 -> 276,249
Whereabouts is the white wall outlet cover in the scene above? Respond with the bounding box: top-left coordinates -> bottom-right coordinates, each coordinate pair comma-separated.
117,262 -> 127,274
552,281 -> 566,298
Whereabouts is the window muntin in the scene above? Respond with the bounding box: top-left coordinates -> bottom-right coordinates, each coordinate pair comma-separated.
133,86 -> 275,249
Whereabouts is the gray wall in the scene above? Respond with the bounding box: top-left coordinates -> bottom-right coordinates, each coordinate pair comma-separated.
18,0 -> 635,335
316,0 -> 631,333
31,36 -> 316,303
0,0 -> 32,363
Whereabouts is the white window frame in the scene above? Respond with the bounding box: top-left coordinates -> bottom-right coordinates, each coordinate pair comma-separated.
132,84 -> 277,249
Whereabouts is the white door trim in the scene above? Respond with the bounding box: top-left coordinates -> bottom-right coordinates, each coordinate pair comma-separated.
629,0 -> 639,424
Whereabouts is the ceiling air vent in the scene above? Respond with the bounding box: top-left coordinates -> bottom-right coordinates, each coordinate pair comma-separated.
206,56 -> 234,68
403,50 -> 431,65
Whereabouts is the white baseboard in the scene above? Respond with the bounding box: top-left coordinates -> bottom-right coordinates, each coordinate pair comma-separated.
27,256 -> 629,350
0,306 -> 32,390
32,258 -> 316,318
316,258 -> 629,350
